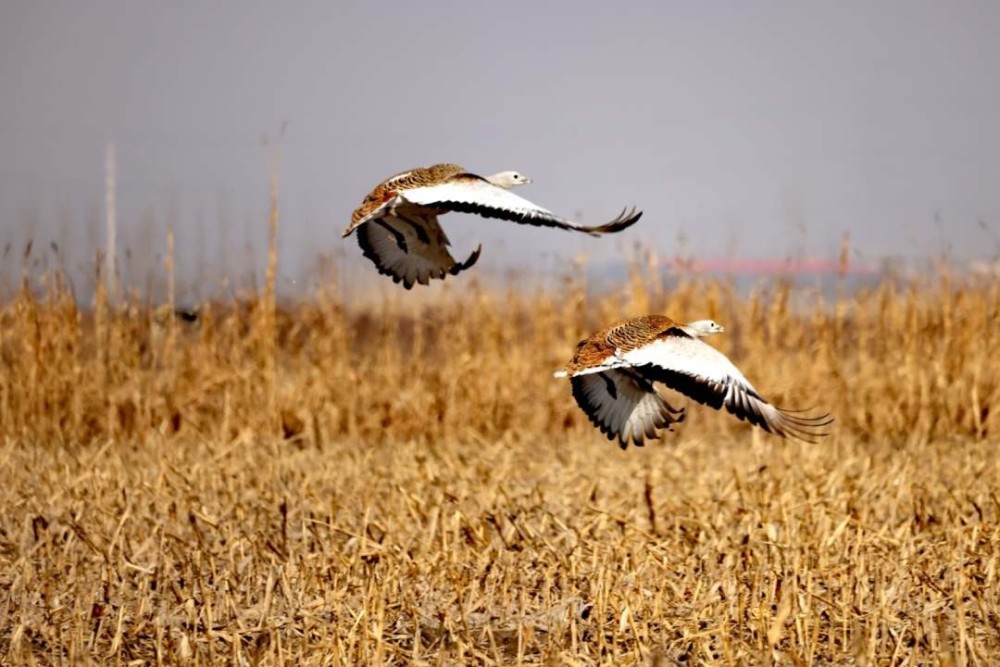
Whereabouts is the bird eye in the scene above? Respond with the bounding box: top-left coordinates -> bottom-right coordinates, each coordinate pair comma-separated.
514,174 -> 520,179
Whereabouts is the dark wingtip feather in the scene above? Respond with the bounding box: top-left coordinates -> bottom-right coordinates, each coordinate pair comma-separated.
587,207 -> 643,235
450,244 -> 482,275
773,408 -> 835,443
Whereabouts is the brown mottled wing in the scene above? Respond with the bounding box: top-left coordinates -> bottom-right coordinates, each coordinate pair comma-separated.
400,176 -> 642,236
623,332 -> 834,442
569,368 -> 685,449
561,332 -> 616,375
355,211 -> 481,289
557,315 -> 678,376
603,315 -> 678,351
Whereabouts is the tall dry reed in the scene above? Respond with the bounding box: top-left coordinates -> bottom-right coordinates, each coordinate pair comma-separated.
0,254 -> 994,448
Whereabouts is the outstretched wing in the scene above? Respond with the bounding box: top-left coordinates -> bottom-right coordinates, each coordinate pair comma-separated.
569,368 -> 685,449
355,212 -> 481,289
622,333 -> 833,442
400,177 -> 642,236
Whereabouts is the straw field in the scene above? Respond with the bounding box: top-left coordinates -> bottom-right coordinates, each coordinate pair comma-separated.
0,250 -> 997,665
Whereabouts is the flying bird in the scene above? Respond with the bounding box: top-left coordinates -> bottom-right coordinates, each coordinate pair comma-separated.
554,315 -> 832,448
342,163 -> 642,289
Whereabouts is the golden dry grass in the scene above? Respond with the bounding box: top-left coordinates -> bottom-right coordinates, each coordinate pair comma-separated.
0,255 -> 997,665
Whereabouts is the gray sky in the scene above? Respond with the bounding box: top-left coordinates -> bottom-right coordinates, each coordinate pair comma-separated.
2,1 -> 999,291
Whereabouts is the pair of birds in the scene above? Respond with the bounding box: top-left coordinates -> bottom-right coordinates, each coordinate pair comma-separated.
343,163 -> 832,448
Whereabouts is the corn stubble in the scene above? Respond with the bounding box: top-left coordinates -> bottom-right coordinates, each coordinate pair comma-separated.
0,255 -> 997,665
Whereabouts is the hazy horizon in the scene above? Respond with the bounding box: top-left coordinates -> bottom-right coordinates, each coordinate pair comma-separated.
3,1 -> 999,295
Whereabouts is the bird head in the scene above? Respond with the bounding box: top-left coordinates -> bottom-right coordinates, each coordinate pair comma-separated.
484,171 -> 532,188
680,319 -> 725,337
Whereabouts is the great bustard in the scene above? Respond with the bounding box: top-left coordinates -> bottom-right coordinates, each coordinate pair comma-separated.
342,163 -> 641,289
554,315 -> 832,448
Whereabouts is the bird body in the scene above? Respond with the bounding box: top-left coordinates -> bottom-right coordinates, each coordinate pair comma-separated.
342,163 -> 641,289
345,163 -> 467,233
555,315 -> 832,448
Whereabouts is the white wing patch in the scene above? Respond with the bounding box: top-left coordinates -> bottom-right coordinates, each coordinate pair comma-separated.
570,369 -> 685,449
400,179 -> 640,235
402,180 -> 553,215
622,335 -> 755,392
621,335 -> 832,442
355,213 -> 480,289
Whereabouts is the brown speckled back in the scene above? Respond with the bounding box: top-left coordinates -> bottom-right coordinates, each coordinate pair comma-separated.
563,315 -> 680,373
349,163 -> 468,227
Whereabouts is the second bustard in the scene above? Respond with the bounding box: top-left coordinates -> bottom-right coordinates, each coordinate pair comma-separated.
554,315 -> 832,448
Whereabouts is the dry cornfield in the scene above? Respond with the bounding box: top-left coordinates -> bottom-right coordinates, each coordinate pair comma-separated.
0,252 -> 997,665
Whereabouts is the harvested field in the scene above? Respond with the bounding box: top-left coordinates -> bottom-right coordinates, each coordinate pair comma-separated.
1,257 -> 997,665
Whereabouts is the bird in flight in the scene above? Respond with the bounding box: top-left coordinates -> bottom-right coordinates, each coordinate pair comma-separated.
554,315 -> 832,448
342,163 -> 642,289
